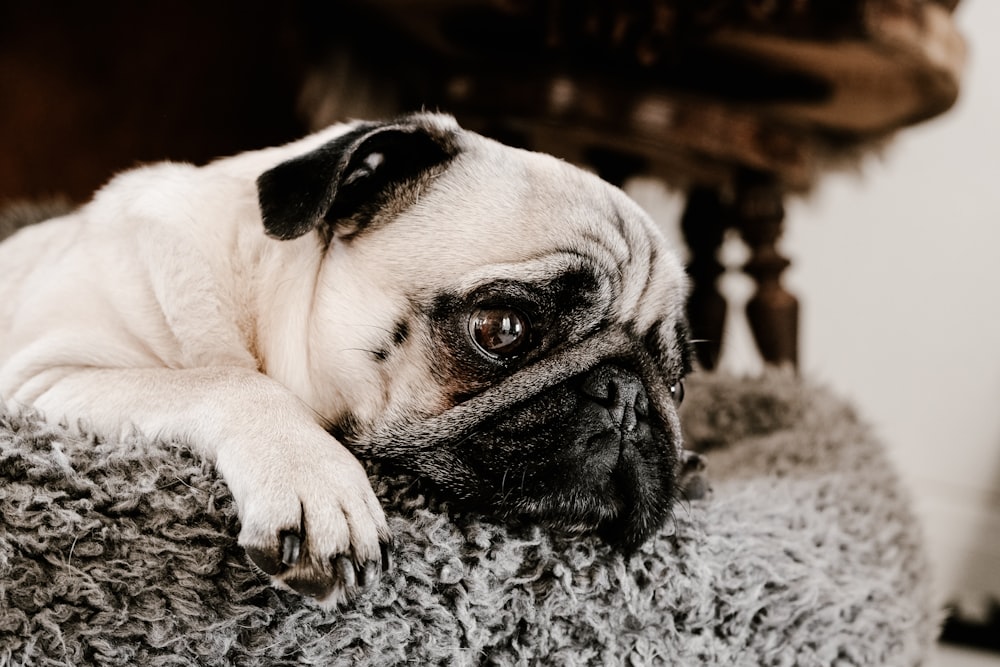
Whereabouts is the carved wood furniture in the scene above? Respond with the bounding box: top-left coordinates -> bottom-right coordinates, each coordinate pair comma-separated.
308,0 -> 964,369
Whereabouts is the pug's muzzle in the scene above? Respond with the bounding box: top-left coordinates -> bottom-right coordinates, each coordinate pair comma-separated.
345,326 -> 691,551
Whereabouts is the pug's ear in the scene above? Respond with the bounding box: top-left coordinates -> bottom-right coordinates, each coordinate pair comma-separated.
257,116 -> 457,241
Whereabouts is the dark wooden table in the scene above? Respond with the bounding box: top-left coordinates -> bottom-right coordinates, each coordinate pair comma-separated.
305,0 -> 965,369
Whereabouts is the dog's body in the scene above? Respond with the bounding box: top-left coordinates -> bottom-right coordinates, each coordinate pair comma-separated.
0,113 -> 694,605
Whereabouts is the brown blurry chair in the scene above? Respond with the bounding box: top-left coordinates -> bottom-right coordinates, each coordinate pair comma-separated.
304,0 -> 964,369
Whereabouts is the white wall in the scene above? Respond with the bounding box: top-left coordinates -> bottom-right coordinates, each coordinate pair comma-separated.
786,0 -> 1000,613
629,0 -> 1000,615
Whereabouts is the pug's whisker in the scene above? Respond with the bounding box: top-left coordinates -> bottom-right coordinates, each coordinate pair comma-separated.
339,347 -> 384,357
673,495 -> 694,518
448,429 -> 481,453
310,408 -> 335,431
498,472 -> 525,507
339,322 -> 395,336
498,485 -> 516,507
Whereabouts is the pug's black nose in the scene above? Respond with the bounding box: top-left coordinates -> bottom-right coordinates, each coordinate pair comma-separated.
581,365 -> 649,432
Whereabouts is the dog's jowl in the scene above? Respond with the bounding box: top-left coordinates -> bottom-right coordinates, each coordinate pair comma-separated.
0,112 -> 696,606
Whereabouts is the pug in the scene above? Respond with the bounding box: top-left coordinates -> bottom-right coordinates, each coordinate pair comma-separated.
0,112 -> 698,606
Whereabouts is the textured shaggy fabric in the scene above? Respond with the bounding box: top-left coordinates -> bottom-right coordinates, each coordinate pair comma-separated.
0,372 -> 939,666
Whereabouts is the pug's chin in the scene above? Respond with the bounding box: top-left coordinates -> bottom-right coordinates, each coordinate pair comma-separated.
498,494 -> 625,542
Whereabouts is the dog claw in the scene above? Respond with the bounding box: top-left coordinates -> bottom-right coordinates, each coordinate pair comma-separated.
380,541 -> 393,573
356,542 -> 391,589
334,555 -> 357,588
281,533 -> 302,566
358,560 -> 378,588
249,539 -> 392,602
243,531 -> 302,575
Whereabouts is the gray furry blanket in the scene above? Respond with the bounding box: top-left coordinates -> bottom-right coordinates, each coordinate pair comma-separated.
1,372 -> 938,666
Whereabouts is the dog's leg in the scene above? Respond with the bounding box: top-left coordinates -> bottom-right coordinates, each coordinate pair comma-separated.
26,365 -> 390,606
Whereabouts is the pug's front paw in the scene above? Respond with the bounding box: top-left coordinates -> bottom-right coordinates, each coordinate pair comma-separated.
225,436 -> 391,606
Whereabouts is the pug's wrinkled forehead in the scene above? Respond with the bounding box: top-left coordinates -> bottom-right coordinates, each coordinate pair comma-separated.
430,131 -> 686,353
258,112 -> 686,331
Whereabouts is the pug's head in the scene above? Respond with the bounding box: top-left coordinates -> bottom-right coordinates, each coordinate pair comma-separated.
256,112 -> 693,550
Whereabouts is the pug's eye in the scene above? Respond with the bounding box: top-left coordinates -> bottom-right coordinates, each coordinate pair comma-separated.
670,380 -> 685,405
469,307 -> 531,358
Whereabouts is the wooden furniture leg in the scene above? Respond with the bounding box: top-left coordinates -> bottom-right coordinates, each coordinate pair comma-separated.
587,155 -> 798,370
680,187 -> 729,370
735,172 -> 799,368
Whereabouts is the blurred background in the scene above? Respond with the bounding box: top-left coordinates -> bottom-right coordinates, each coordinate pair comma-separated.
621,0 -> 1000,643
711,0 -> 1000,641
1,1 -> 996,661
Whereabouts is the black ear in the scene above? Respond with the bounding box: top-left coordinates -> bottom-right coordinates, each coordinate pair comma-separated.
257,118 -> 456,241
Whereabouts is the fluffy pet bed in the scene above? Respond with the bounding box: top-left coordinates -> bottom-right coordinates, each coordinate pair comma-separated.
0,371 -> 938,666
